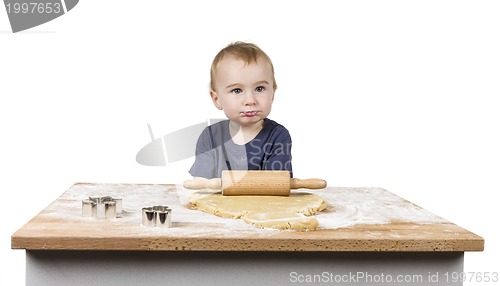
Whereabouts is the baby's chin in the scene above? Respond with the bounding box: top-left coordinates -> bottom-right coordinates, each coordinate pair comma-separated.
229,116 -> 266,127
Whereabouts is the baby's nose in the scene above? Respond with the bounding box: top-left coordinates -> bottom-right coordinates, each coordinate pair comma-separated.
243,92 -> 257,105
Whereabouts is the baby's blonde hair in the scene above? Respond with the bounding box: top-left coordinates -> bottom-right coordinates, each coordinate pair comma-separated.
210,41 -> 277,91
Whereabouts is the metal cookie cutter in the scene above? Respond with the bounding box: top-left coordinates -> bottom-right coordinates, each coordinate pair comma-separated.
82,196 -> 123,219
142,206 -> 172,228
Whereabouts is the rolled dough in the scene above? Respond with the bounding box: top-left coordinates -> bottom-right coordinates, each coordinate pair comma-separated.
189,192 -> 327,230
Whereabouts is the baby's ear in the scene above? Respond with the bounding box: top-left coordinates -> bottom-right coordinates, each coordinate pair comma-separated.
210,90 -> 223,110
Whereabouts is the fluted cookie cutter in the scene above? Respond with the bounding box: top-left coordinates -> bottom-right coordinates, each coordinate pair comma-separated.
82,196 -> 123,219
142,206 -> 172,228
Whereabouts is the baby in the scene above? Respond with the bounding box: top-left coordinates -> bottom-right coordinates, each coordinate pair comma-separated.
189,42 -> 293,179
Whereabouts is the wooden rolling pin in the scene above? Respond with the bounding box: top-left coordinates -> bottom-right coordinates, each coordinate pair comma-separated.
183,170 -> 327,196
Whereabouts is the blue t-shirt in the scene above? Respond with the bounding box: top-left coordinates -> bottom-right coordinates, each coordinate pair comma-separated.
189,118 -> 293,179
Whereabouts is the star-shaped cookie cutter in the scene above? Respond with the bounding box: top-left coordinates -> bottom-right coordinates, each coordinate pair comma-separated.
142,205 -> 172,228
82,196 -> 123,219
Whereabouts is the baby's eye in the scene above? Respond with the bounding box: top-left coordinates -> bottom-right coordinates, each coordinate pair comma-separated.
231,88 -> 243,94
255,86 -> 265,93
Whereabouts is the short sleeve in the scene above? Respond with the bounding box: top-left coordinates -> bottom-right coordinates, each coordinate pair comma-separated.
189,127 -> 217,179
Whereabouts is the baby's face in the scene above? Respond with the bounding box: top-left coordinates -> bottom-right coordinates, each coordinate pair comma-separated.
211,56 -> 275,128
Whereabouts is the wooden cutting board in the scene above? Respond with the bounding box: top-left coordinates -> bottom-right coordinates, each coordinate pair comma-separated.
11,183 -> 484,252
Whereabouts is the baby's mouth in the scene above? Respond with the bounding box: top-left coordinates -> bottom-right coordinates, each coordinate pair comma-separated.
241,111 -> 259,117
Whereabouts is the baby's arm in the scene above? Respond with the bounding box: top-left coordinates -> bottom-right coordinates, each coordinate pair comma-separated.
263,128 -> 293,177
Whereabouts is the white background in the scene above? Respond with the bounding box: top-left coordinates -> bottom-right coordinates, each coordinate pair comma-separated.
1,1 -> 499,285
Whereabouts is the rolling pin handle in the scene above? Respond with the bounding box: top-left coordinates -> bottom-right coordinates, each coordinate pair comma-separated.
290,178 -> 327,190
183,177 -> 222,190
